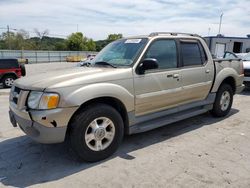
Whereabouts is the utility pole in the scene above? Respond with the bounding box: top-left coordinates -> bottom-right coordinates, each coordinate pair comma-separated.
7,25 -> 11,49
208,27 -> 211,36
218,12 -> 223,35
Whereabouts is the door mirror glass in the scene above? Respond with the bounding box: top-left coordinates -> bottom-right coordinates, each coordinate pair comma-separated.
138,58 -> 158,74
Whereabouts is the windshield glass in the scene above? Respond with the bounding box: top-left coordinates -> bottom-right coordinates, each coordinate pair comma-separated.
92,38 -> 148,67
243,53 -> 250,61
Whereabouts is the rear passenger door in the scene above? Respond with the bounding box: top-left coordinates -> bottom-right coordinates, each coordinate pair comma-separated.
180,40 -> 214,103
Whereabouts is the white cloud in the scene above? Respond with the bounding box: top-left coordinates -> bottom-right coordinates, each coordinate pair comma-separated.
0,0 -> 249,39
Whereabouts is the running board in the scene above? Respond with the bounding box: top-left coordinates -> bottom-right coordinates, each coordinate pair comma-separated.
129,107 -> 208,134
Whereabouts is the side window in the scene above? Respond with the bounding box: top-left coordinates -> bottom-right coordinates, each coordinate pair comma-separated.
0,59 -> 18,69
144,40 -> 177,70
0,60 -> 4,69
181,42 -> 203,66
8,60 -> 19,68
199,43 -> 207,64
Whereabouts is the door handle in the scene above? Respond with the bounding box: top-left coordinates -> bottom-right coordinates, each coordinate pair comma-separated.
205,69 -> 210,73
173,74 -> 179,78
167,74 -> 173,78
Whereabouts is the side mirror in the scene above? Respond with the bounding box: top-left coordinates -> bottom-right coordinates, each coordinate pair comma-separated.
138,58 -> 158,74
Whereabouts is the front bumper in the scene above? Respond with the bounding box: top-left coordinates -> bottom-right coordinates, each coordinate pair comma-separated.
9,102 -> 77,144
9,109 -> 67,143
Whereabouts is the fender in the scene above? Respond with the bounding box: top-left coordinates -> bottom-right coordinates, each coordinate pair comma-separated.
60,83 -> 134,112
211,67 -> 237,93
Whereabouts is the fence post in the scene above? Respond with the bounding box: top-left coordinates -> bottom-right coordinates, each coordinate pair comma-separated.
59,52 -> 62,62
35,51 -> 38,64
48,51 -> 50,63
21,49 -> 24,59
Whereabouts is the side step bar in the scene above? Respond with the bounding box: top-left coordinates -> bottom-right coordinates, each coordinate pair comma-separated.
129,107 -> 209,134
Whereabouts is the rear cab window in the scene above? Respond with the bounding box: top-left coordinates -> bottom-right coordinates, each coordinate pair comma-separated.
180,40 -> 207,67
0,59 -> 19,69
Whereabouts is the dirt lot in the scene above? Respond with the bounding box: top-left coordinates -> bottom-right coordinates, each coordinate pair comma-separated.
0,63 -> 250,187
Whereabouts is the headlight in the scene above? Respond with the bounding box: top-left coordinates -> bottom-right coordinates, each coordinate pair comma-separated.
27,91 -> 43,109
28,91 -> 59,110
39,93 -> 60,109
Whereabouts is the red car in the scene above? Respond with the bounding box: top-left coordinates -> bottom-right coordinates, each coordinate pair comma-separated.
0,59 -> 26,88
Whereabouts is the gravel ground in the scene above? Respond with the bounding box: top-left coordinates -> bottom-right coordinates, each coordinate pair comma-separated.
0,63 -> 250,187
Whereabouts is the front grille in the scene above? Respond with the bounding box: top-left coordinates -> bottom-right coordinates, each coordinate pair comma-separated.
10,86 -> 29,109
244,69 -> 250,77
12,87 -> 21,104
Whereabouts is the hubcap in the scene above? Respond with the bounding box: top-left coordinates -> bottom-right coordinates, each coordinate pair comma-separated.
85,117 -> 115,151
220,91 -> 230,111
5,78 -> 14,87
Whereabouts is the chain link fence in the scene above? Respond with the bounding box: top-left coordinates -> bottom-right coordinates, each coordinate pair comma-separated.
0,50 -> 97,64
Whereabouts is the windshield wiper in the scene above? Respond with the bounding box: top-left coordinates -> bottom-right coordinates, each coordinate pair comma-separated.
94,61 -> 117,68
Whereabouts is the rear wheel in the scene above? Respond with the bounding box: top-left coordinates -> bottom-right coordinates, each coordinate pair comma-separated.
2,75 -> 16,88
211,84 -> 233,117
69,104 -> 124,162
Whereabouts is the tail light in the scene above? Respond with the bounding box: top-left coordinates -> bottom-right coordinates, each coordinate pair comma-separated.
15,68 -> 22,77
15,69 -> 21,74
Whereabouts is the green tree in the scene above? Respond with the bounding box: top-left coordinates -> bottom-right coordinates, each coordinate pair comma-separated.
0,40 -> 6,49
66,32 -> 88,51
86,39 -> 96,51
54,41 -> 67,51
0,30 -> 34,50
0,30 -> 99,51
95,33 -> 123,51
1,31 -> 16,49
95,40 -> 108,52
107,33 -> 123,41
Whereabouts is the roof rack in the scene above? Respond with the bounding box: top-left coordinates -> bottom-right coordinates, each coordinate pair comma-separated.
149,32 -> 201,37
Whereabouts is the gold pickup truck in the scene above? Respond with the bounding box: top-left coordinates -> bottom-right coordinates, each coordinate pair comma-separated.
9,32 -> 244,162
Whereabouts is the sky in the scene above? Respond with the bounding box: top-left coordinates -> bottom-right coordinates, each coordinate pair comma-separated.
0,0 -> 250,40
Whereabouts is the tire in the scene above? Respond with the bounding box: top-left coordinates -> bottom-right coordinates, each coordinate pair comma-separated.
69,103 -> 124,162
211,84 -> 233,117
2,75 -> 16,88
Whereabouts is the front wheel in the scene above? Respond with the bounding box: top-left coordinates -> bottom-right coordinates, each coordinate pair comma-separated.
69,104 -> 124,162
211,84 -> 233,117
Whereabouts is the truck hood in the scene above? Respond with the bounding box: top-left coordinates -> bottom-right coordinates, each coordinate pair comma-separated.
243,61 -> 250,69
14,67 -> 133,90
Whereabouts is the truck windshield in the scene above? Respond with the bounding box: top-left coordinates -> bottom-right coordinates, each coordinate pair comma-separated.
92,38 -> 148,67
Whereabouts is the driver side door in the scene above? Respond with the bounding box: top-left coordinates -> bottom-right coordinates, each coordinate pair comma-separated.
134,39 -> 182,116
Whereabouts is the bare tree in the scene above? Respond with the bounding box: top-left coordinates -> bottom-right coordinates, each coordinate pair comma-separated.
34,28 -> 49,39
34,28 -> 49,49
